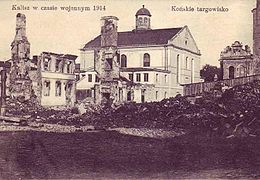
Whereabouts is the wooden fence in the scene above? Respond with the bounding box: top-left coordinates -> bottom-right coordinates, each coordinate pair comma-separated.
182,74 -> 260,96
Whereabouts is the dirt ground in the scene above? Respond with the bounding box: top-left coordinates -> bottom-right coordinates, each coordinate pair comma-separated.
0,131 -> 259,179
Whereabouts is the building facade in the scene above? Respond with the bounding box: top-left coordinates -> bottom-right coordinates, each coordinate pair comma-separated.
77,6 -> 201,103
30,52 -> 77,106
219,41 -> 255,79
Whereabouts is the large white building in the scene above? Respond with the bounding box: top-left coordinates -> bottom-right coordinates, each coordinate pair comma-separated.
77,6 -> 201,103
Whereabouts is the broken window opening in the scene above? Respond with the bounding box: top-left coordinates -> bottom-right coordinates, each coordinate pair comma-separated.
44,58 -> 50,71
66,83 -> 72,95
56,59 -> 61,72
55,81 -> 61,96
104,58 -> 113,70
43,81 -> 50,96
67,61 -> 72,73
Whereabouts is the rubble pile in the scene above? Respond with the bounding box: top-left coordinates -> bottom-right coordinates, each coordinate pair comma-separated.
81,80 -> 260,137
4,80 -> 260,138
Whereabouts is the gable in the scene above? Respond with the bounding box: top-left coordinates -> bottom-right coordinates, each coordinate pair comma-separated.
169,26 -> 200,55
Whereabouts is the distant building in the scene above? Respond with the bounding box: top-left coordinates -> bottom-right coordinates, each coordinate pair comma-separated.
78,6 -> 201,103
219,41 -> 255,79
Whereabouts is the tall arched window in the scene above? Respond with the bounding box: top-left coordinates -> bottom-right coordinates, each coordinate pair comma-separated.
229,66 -> 235,79
185,57 -> 189,69
143,53 -> 150,67
121,54 -> 127,68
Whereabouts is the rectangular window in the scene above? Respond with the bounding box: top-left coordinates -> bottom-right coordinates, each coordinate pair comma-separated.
164,75 -> 167,83
144,73 -> 149,82
156,73 -> 159,82
43,81 -> 50,96
55,81 -> 61,96
136,73 -> 141,82
129,74 -> 133,81
88,74 -> 92,82
156,91 -> 158,100
95,75 -> 99,82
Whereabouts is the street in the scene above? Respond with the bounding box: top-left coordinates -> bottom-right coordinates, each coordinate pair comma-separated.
0,131 -> 259,179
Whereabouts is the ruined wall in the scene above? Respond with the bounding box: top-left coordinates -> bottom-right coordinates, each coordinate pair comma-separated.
39,52 -> 77,106
220,41 -> 254,79
94,16 -> 123,105
9,13 -> 32,100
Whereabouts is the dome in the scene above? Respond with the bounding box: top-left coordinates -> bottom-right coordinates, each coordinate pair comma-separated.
135,5 -> 151,17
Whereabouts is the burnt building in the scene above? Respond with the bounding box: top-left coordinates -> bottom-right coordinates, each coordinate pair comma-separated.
8,13 -> 77,107
30,52 -> 77,106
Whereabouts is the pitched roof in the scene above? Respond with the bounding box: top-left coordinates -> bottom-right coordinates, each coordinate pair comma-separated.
83,27 -> 183,49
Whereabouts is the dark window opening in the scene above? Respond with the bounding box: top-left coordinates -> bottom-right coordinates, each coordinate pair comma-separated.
129,74 -> 133,81
136,73 -> 141,82
144,73 -> 149,82
121,54 -> 127,68
88,74 -> 92,82
95,75 -> 100,82
127,91 -> 131,101
229,66 -> 235,79
143,53 -> 150,67
56,60 -> 61,72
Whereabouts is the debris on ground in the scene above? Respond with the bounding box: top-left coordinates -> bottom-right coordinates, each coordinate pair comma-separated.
4,80 -> 260,138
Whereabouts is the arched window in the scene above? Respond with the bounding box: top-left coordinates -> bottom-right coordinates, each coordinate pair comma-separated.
229,66 -> 235,79
185,57 -> 189,69
191,58 -> 194,83
121,54 -> 127,68
138,17 -> 142,25
144,17 -> 148,24
143,53 -> 150,67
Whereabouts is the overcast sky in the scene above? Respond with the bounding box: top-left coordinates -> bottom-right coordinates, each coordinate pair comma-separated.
0,0 -> 256,67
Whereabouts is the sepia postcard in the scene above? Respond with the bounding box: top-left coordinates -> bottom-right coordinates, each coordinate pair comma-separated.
0,0 -> 259,179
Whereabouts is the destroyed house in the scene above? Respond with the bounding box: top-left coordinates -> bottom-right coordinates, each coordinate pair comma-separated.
31,52 -> 77,106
